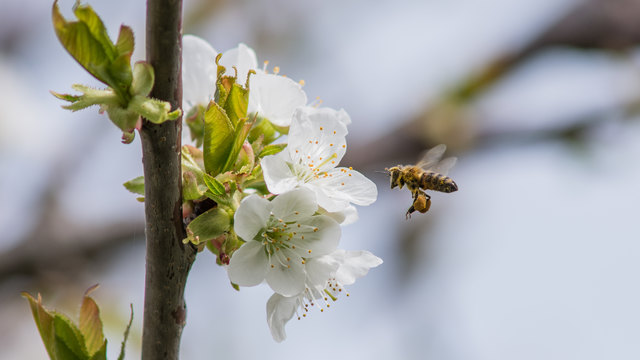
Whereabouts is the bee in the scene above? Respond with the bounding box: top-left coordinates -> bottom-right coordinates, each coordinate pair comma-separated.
386,144 -> 458,219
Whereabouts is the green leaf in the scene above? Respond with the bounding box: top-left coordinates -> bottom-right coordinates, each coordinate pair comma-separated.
23,292 -> 57,359
186,208 -> 231,245
259,143 -> 286,157
248,117 -> 279,145
203,174 -> 226,195
123,176 -> 144,195
130,62 -> 154,97
53,313 -> 89,359
223,117 -> 253,172
52,1 -> 130,100
79,285 -> 105,357
203,103 -> 235,176
117,304 -> 134,360
115,25 -> 134,57
127,94 -> 179,124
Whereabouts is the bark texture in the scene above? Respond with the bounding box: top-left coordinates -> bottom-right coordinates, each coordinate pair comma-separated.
141,0 -> 196,358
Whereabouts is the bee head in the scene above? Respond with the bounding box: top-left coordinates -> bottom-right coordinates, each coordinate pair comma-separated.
386,167 -> 402,188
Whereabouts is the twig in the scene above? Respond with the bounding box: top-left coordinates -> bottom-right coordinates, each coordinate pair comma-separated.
141,0 -> 196,359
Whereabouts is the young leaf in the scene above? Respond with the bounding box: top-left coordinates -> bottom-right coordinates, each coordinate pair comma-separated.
22,292 -> 57,359
259,143 -> 286,157
53,313 -> 90,359
222,117 -> 253,172
223,83 -> 249,126
79,285 -> 106,357
203,174 -> 226,196
203,103 -> 234,176
52,1 -> 130,100
186,208 -> 231,244
123,176 -> 144,195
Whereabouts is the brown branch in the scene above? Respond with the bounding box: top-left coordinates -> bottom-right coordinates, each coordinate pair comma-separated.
141,0 -> 196,359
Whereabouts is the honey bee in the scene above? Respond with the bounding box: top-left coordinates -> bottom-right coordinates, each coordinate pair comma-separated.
386,144 -> 458,218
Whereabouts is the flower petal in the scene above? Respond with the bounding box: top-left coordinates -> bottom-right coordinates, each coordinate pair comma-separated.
304,255 -> 340,294
234,194 -> 271,241
182,35 -> 217,113
220,43 -> 258,86
288,107 -> 348,172
266,250 -> 306,296
266,293 -> 298,342
227,240 -> 269,286
290,215 -> 340,258
248,72 -> 307,127
320,205 -> 359,225
271,188 -> 318,222
333,249 -> 383,286
261,151 -> 300,195
313,167 -> 377,208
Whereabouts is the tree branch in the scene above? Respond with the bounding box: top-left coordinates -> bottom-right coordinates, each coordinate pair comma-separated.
141,0 -> 196,359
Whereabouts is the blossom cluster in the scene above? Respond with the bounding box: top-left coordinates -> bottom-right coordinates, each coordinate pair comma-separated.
180,35 -> 382,342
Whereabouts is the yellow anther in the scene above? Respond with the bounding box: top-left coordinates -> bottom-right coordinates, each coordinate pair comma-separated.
299,79 -> 305,86
273,66 -> 280,74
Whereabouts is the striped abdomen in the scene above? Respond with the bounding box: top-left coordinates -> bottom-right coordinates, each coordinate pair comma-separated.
420,171 -> 458,193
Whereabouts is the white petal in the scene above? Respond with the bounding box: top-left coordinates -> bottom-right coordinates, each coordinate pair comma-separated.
313,167 -> 377,207
220,43 -> 258,85
266,250 -> 306,296
333,249 -> 383,286
290,215 -> 340,258
271,188 -> 318,221
248,73 -> 307,127
234,195 -> 271,241
227,241 -> 269,286
288,107 -> 348,172
261,151 -> 300,195
266,293 -> 298,342
321,205 -> 359,225
305,255 -> 340,292
182,35 -> 217,113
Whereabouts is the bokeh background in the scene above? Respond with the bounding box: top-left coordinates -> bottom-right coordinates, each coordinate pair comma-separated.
2,0 -> 640,358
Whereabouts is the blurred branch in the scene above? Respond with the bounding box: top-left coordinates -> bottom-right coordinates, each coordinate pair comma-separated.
0,220 -> 143,281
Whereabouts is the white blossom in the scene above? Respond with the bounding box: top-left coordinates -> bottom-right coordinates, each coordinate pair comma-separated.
181,35 -> 306,126
227,188 -> 341,297
266,249 -> 383,342
261,106 -> 377,212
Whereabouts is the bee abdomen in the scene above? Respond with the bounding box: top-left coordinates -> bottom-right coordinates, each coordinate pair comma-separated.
420,171 -> 458,193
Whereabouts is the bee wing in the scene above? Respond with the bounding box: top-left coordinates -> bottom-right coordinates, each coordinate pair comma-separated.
416,144 -> 447,170
432,156 -> 457,176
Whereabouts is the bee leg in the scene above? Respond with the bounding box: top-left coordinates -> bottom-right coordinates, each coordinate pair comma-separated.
406,205 -> 415,219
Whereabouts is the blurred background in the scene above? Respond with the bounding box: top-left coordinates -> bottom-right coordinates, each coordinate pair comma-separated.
2,0 -> 640,358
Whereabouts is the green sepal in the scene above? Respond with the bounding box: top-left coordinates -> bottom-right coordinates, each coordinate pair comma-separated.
123,176 -> 144,195
184,207 -> 231,245
259,143 -> 286,158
